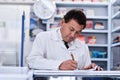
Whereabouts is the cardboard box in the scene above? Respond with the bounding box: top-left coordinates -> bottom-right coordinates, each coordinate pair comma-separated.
87,36 -> 96,44
86,20 -> 93,29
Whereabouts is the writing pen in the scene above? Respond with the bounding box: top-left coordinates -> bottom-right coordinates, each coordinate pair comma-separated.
71,53 -> 75,61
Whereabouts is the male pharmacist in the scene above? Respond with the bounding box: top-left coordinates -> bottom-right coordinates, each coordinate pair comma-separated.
27,9 -> 102,72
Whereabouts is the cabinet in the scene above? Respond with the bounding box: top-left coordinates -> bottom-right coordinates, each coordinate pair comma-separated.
0,5 -> 23,66
44,0 -> 111,70
111,0 -> 120,70
0,2 -> 31,66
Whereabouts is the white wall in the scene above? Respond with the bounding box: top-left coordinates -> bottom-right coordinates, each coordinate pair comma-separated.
0,5 -> 31,66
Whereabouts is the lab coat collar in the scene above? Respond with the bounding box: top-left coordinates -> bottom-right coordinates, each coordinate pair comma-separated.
51,28 -> 67,49
69,39 -> 82,50
51,28 -> 63,41
51,28 -> 82,49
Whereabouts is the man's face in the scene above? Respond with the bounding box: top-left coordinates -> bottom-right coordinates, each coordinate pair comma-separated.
60,19 -> 84,42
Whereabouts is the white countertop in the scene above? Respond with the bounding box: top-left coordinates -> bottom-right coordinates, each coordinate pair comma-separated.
33,70 -> 120,77
0,66 -> 33,80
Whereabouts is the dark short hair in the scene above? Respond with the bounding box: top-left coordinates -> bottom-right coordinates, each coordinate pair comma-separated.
63,9 -> 86,29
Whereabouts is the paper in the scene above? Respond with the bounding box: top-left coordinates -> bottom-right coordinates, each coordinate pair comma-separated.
34,69 -> 90,73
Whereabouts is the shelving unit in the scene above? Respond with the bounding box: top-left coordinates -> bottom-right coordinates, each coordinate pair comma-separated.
82,30 -> 108,33
44,0 -> 111,70
0,0 -> 112,70
112,25 -> 120,33
0,0 -> 35,5
111,0 -> 120,70
55,15 -> 109,19
112,42 -> 120,47
87,44 -> 108,47
91,58 -> 108,61
55,1 -> 108,6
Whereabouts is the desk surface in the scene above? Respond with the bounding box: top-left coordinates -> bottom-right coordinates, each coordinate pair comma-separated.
33,70 -> 120,77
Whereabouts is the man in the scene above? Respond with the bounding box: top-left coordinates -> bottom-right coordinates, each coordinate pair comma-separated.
27,9 -> 102,79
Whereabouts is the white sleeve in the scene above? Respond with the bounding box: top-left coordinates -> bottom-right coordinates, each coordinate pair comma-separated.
26,33 -> 62,70
84,44 -> 92,67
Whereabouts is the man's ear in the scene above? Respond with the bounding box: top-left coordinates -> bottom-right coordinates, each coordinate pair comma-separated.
60,19 -> 65,26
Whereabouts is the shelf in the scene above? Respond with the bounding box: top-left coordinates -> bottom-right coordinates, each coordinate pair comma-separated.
112,11 -> 120,19
82,30 -> 108,33
55,15 -> 108,19
91,58 -> 108,61
111,0 -> 120,71
0,1 -> 35,5
87,16 -> 108,19
112,26 -> 120,33
53,0 -> 110,70
111,42 -> 120,47
55,15 -> 64,18
0,1 -> 108,6
55,1 -> 108,7
112,0 -> 120,6
87,44 -> 108,47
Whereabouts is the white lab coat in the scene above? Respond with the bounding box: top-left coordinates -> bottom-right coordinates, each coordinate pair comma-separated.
27,28 -> 91,70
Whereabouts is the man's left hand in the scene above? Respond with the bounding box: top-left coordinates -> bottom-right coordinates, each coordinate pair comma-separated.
82,63 -> 103,71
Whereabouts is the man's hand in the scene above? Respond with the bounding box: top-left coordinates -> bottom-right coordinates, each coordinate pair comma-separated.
59,60 -> 77,70
82,63 -> 103,71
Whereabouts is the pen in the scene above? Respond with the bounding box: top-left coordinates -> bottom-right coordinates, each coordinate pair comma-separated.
71,53 -> 75,61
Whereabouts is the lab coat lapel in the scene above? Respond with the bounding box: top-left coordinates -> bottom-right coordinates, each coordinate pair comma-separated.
50,28 -> 67,49
69,39 -> 82,50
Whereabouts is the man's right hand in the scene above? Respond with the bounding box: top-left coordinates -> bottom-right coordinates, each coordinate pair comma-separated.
59,60 -> 77,70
